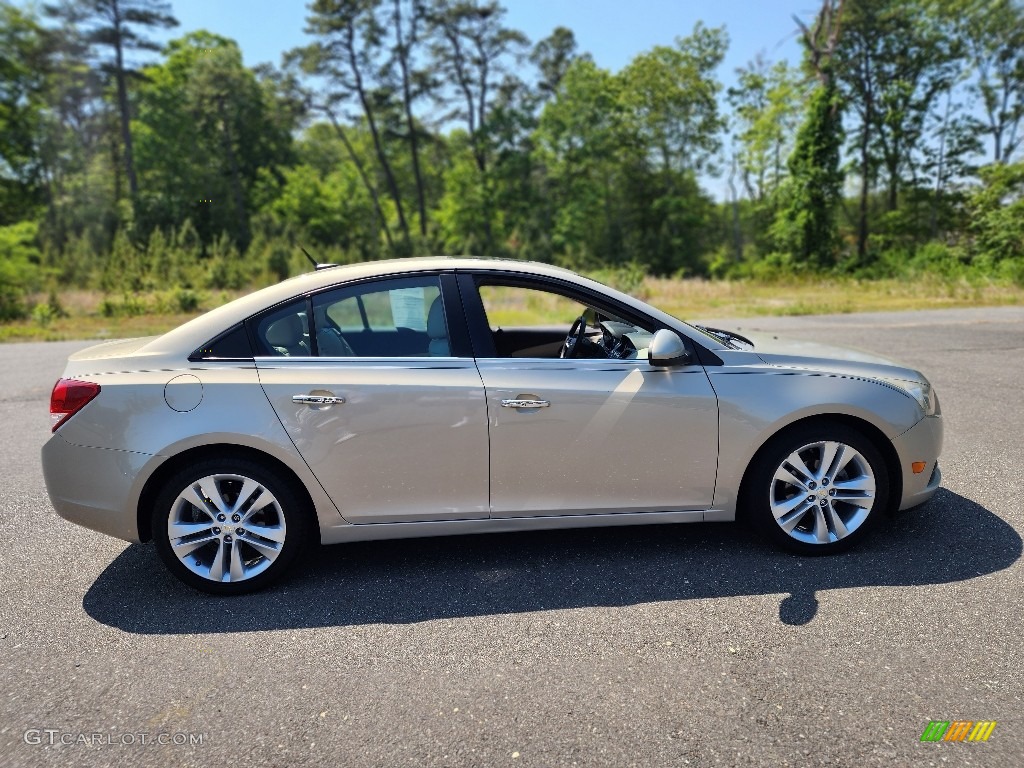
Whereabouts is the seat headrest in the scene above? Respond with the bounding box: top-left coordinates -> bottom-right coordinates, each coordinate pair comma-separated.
266,314 -> 304,348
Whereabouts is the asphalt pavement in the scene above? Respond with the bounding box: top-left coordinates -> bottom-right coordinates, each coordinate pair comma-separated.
1,306 -> 1022,767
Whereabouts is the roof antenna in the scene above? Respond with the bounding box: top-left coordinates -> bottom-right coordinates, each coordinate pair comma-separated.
297,245 -> 339,272
299,246 -> 318,269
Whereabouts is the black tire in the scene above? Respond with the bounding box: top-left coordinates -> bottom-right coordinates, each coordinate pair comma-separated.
745,422 -> 890,555
152,457 -> 311,595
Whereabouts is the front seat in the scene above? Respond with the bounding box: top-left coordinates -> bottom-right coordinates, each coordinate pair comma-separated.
427,297 -> 450,357
265,314 -> 309,357
313,305 -> 356,357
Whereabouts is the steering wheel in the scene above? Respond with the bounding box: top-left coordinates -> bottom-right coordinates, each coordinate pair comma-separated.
560,315 -> 588,359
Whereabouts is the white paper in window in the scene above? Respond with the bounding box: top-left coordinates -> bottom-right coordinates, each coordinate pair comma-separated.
390,287 -> 426,330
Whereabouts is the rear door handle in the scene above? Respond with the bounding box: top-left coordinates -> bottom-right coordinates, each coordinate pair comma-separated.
292,394 -> 345,405
501,399 -> 550,409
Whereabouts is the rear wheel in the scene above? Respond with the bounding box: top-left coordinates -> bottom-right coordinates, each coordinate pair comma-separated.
747,423 -> 889,554
152,458 -> 310,595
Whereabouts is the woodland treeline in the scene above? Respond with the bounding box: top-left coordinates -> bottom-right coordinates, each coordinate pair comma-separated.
1,0 -> 1023,319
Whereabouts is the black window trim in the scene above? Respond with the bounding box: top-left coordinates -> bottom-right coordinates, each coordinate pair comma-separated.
189,322 -> 255,363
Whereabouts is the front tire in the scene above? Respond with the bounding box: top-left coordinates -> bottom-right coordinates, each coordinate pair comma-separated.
747,423 -> 890,555
152,458 -> 310,595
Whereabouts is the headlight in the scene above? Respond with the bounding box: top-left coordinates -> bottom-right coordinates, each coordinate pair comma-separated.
877,376 -> 938,416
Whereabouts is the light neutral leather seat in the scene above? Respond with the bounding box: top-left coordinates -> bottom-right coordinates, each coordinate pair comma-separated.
265,314 -> 309,356
313,306 -> 355,357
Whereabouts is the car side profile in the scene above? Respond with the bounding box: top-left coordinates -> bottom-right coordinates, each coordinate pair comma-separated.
42,258 -> 943,594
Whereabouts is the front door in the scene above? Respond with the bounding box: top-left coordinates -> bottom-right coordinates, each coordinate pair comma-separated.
465,276 -> 718,517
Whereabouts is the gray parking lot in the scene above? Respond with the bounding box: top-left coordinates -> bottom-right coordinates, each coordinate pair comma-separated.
1,306 -> 1022,767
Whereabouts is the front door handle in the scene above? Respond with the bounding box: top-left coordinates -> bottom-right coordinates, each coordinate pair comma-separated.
292,394 -> 346,406
501,399 -> 550,409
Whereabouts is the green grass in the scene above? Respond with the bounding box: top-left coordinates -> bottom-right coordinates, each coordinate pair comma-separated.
1,276 -> 1021,343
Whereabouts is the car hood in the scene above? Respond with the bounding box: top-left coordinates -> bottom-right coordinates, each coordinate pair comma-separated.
729,331 -> 926,383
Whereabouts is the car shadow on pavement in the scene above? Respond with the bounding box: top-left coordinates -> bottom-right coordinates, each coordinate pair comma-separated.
83,488 -> 1020,633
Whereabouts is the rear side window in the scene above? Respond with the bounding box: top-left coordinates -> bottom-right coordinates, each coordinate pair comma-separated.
190,324 -> 253,361
312,275 -> 451,357
251,300 -> 312,357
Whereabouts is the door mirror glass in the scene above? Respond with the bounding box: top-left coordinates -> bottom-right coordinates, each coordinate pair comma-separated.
649,329 -> 689,366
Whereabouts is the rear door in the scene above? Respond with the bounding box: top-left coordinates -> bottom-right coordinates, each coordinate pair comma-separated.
254,273 -> 490,524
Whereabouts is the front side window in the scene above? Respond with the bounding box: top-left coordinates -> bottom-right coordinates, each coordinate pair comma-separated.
312,275 -> 451,357
475,280 -> 656,360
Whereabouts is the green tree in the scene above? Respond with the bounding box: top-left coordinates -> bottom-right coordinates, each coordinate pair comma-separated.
965,160 -> 1024,266
44,0 -> 178,200
301,0 -> 413,250
0,220 -> 41,319
949,0 -> 1024,163
834,0 -> 963,259
534,59 -> 629,267
133,32 -> 295,250
428,0 -> 528,252
620,23 -> 728,176
0,2 -> 51,225
530,26 -> 586,99
728,57 -> 803,205
774,0 -> 845,269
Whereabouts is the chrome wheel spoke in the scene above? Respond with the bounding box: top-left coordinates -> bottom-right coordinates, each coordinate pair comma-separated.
774,466 -> 809,492
833,476 -> 875,493
239,489 -> 276,523
812,506 -> 830,543
180,486 -> 217,517
832,492 -> 873,510
784,451 -> 815,484
248,524 -> 286,544
168,520 -> 215,539
824,503 -> 850,538
228,543 -> 246,582
232,478 -> 262,514
171,531 -> 218,557
197,477 -> 229,516
771,493 -> 811,520
241,534 -> 282,558
820,442 -> 847,480
778,500 -> 814,533
208,541 -> 227,581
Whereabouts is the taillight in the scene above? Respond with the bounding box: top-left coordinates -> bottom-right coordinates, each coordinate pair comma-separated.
50,378 -> 101,432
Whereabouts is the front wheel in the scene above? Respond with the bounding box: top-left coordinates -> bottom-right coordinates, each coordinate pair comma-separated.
747,423 -> 890,555
152,458 -> 310,595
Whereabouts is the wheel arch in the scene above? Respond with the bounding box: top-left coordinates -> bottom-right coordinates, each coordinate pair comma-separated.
735,413 -> 903,522
136,443 -> 321,544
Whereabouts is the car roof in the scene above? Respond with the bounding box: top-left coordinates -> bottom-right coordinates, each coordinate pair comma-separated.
139,256 -> 711,359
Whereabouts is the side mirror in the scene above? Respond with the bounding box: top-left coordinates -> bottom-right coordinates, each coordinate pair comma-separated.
649,329 -> 690,367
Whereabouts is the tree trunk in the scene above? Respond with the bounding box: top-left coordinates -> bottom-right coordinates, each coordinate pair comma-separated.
111,0 -> 138,199
216,95 -> 249,249
394,0 -> 428,238
346,29 -> 410,249
323,106 -> 395,251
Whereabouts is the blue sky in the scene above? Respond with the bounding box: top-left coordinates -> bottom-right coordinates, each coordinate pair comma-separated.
159,0 -> 808,77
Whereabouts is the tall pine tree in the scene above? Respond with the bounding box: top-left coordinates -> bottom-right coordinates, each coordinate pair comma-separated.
45,0 -> 177,200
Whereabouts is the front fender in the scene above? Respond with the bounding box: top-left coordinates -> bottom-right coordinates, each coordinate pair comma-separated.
707,369 -> 923,518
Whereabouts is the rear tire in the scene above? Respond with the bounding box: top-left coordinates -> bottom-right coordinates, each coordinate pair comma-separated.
746,422 -> 889,555
152,458 -> 310,595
